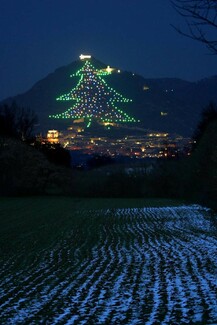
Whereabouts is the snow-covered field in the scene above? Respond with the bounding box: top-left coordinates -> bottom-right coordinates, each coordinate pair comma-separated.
0,205 -> 216,324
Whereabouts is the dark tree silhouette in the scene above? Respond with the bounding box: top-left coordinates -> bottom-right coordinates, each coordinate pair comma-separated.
0,137 -> 73,196
35,142 -> 72,168
171,0 -> 217,54
86,154 -> 114,169
192,101 -> 217,149
0,102 -> 38,140
188,119 -> 217,206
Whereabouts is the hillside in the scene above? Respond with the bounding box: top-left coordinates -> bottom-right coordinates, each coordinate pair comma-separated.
2,57 -> 217,136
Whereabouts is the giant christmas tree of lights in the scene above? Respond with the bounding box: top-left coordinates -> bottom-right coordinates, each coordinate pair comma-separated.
49,57 -> 136,127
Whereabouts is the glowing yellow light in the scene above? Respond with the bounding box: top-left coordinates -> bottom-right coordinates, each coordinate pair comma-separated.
106,66 -> 114,73
79,54 -> 91,60
47,130 -> 59,144
47,129 -> 59,138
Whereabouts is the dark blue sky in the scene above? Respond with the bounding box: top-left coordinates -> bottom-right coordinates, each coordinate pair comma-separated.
1,0 -> 217,100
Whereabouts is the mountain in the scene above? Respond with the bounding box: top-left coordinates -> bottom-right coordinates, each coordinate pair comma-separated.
2,57 -> 217,136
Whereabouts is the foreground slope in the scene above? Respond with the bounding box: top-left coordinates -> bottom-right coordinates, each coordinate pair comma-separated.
0,198 -> 216,324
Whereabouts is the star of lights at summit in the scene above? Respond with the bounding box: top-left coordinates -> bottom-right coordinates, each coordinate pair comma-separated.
49,56 -> 137,127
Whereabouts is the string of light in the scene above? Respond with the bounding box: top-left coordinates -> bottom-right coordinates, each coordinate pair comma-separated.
49,60 -> 136,126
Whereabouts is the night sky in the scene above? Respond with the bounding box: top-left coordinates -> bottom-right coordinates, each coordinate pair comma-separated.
1,0 -> 217,101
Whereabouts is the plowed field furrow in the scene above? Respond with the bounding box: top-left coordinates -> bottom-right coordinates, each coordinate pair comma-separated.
0,205 -> 216,324
16,243 -> 106,323
0,244 -> 81,306
39,241 -> 109,322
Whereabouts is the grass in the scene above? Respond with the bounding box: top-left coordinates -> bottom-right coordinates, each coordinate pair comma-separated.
0,196 -> 216,324
0,196 -> 185,260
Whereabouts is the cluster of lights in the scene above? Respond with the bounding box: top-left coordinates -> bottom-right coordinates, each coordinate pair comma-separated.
49,60 -> 137,127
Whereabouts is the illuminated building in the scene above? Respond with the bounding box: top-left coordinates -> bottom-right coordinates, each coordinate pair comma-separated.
47,130 -> 59,144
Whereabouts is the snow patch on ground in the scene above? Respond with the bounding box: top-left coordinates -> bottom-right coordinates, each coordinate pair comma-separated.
0,205 -> 216,324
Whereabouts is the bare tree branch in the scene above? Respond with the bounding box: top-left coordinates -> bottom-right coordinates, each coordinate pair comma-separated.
171,0 -> 217,54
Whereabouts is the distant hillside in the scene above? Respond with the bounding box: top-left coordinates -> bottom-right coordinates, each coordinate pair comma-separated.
2,57 -> 217,136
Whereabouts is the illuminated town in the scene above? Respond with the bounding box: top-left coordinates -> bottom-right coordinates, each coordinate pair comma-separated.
46,126 -> 191,159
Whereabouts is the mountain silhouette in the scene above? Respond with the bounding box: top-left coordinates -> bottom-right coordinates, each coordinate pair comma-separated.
2,57 -> 217,136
